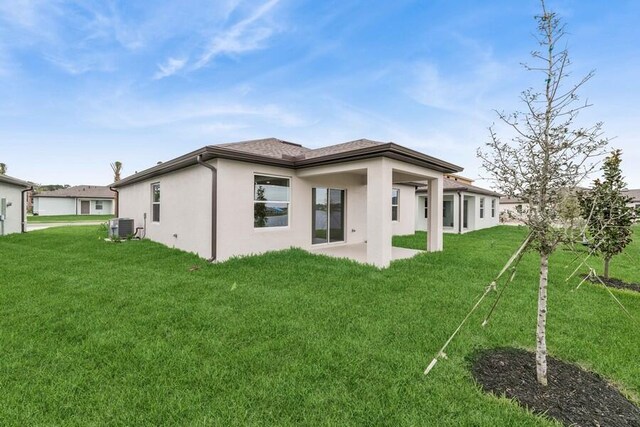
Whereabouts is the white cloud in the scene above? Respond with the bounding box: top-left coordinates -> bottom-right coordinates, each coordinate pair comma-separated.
193,0 -> 281,69
153,57 -> 187,79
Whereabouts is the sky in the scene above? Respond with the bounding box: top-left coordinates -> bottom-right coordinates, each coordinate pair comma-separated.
1,0 -> 639,188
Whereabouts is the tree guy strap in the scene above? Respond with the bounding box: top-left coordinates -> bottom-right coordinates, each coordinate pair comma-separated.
423,233 -> 533,376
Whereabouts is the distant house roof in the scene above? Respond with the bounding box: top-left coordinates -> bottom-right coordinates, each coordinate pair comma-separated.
34,185 -> 115,199
623,189 -> 640,202
416,177 -> 501,197
113,138 -> 464,188
0,174 -> 30,188
500,197 -> 525,204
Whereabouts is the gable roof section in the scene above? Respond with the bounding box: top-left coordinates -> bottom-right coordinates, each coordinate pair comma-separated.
0,174 -> 30,188
113,138 -> 464,188
416,177 -> 501,197
34,185 -> 116,199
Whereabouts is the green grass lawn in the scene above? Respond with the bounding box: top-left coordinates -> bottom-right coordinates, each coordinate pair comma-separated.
1,226 -> 638,425
27,214 -> 114,223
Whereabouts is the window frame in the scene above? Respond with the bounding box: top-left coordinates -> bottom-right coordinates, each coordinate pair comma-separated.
151,182 -> 161,223
424,197 -> 428,219
491,199 -> 496,218
479,197 -> 485,219
391,188 -> 400,221
95,200 -> 103,211
253,174 -> 291,229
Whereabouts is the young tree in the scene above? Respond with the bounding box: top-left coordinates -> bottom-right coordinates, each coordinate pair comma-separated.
111,161 -> 123,182
0,163 -> 6,175
578,150 -> 634,279
477,1 -> 608,385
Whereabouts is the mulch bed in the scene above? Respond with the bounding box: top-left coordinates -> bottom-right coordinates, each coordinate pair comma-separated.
584,275 -> 640,293
471,348 -> 640,426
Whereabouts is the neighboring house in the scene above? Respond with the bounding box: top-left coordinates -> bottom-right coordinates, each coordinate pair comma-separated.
33,186 -> 116,216
415,176 -> 501,234
623,189 -> 640,218
0,174 -> 31,235
113,138 -> 463,268
499,197 -> 528,222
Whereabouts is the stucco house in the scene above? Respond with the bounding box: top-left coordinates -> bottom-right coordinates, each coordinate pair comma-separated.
0,174 -> 31,235
33,186 -> 116,216
113,138 -> 464,268
415,175 -> 501,233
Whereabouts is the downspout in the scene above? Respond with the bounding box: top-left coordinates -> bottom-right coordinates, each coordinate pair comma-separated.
196,155 -> 217,262
458,191 -> 462,234
21,186 -> 33,233
109,186 -> 119,217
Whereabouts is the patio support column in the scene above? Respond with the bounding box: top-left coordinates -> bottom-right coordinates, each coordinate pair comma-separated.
427,176 -> 443,252
367,158 -> 393,268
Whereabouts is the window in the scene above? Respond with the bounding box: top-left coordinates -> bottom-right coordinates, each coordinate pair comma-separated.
516,204 -> 523,214
424,197 -> 428,219
491,199 -> 496,218
391,188 -> 400,221
443,200 -> 454,227
151,183 -> 160,222
480,197 -> 485,219
254,175 -> 290,228
95,200 -> 103,211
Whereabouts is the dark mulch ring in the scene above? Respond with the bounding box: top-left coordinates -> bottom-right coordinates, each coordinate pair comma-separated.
584,275 -> 640,293
471,348 -> 640,426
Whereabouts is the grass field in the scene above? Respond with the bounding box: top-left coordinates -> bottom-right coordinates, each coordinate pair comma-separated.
1,225 -> 638,425
27,214 -> 114,223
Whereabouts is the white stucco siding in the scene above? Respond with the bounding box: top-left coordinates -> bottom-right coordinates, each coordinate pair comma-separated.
118,163 -> 214,258
471,194 -> 500,231
76,199 -> 114,215
33,197 -> 76,215
216,159 -> 370,262
0,182 -> 25,236
416,192 -> 499,233
391,184 -> 416,236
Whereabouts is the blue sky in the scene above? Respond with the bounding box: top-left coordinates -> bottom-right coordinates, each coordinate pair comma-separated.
1,0 -> 639,187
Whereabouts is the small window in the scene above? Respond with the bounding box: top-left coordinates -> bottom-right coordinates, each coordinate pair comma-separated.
491,199 -> 496,218
480,197 -> 485,219
254,175 -> 290,228
391,188 -> 400,221
95,200 -> 103,211
151,183 -> 160,222
424,197 -> 428,219
516,204 -> 523,214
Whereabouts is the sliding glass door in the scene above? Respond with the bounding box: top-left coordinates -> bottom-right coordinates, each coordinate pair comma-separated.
312,188 -> 345,244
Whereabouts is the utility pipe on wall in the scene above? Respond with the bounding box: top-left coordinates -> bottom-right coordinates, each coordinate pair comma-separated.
196,155 -> 218,261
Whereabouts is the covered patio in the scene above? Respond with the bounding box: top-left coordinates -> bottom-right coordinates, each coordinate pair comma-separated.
298,156 -> 447,268
308,242 -> 424,264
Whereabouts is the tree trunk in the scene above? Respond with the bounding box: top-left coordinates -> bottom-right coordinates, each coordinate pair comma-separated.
604,258 -> 610,279
536,253 -> 549,386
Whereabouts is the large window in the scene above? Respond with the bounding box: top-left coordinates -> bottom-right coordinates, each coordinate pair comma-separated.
491,199 -> 496,218
392,188 -> 400,221
151,183 -> 160,222
95,200 -> 103,211
480,197 -> 485,219
254,175 -> 290,228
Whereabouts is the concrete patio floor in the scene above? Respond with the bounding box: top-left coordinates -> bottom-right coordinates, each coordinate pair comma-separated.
308,242 -> 423,265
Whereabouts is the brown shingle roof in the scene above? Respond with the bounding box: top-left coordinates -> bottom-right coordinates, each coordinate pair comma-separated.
0,174 -> 30,188
417,178 -> 501,197
34,185 -> 115,199
113,138 -> 464,188
217,138 -> 310,159
303,139 -> 385,159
